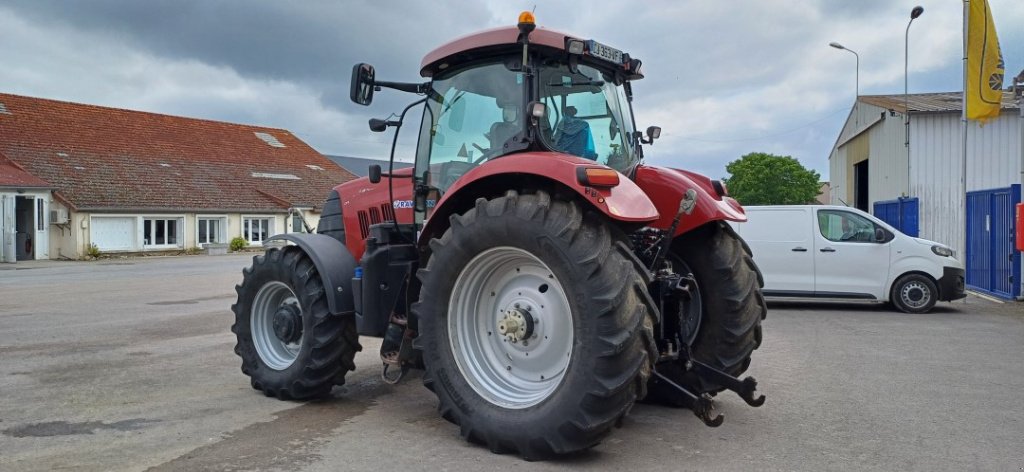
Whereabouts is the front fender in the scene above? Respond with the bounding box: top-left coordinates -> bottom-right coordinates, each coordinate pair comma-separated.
633,165 -> 747,236
267,233 -> 356,316
420,152 -> 659,242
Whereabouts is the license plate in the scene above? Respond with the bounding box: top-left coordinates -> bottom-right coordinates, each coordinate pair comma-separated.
586,40 -> 624,64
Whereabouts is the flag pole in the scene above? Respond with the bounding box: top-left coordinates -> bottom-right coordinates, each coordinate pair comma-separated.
961,0 -> 969,266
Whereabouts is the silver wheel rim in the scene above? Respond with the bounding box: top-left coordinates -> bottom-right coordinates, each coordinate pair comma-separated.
448,246 -> 573,409
900,280 -> 932,310
251,281 -> 302,370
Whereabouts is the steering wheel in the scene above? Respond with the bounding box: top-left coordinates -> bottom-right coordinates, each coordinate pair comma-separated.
471,142 -> 501,164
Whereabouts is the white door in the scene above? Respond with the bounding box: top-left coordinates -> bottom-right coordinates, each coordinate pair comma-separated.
812,209 -> 891,299
738,208 -> 815,294
91,217 -> 137,251
34,197 -> 48,259
1,194 -> 13,263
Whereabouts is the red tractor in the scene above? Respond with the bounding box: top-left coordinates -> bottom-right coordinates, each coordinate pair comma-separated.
232,12 -> 766,459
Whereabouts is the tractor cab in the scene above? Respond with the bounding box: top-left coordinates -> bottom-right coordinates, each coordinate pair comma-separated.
351,12 -> 659,200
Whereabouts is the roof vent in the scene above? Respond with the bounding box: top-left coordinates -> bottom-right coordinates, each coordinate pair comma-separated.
0,102 -> 10,115
255,132 -> 286,148
251,172 -> 300,180
305,164 -> 324,171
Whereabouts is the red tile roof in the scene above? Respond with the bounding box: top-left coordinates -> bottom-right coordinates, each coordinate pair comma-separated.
0,150 -> 51,189
0,93 -> 357,212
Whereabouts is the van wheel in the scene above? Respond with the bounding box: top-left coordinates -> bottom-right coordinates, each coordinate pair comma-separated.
890,273 -> 937,314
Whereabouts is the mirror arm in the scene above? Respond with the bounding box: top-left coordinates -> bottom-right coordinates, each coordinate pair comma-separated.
374,80 -> 430,95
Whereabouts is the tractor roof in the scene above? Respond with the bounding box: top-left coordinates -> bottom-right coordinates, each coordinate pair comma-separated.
420,26 -> 580,78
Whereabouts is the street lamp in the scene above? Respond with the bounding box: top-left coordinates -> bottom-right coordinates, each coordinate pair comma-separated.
830,42 -> 859,125
905,5 -> 923,196
905,6 -> 924,148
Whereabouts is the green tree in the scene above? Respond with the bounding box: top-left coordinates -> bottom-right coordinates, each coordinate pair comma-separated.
724,152 -> 821,205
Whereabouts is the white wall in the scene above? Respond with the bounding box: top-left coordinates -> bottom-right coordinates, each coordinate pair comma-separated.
829,102 -> 908,205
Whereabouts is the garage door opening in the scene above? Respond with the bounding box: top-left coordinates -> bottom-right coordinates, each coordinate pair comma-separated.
854,159 -> 869,212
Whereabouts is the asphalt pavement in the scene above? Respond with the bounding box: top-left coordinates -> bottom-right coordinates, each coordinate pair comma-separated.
1,254 -> 1022,471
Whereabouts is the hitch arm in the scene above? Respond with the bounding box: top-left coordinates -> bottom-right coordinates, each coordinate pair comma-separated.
651,370 -> 724,427
690,360 -> 766,407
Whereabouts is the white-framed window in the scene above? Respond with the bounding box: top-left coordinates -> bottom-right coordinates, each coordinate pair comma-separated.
143,217 -> 184,248
243,216 -> 275,245
197,216 -> 227,245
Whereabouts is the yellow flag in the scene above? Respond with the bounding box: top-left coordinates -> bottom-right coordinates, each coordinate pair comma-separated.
966,0 -> 1004,122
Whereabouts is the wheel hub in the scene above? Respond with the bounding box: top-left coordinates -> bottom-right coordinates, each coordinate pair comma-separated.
272,303 -> 303,343
497,307 -> 535,343
448,246 -> 574,409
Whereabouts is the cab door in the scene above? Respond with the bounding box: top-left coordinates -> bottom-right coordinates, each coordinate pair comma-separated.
812,209 -> 891,299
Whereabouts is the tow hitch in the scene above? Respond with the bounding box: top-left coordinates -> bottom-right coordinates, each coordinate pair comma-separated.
649,261 -> 765,427
653,353 -> 765,427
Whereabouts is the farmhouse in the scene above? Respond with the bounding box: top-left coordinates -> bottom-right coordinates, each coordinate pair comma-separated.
0,93 -> 355,262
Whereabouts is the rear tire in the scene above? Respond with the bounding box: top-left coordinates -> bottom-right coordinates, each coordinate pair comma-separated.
413,191 -> 657,459
890,273 -> 937,314
231,247 -> 360,400
646,222 -> 766,404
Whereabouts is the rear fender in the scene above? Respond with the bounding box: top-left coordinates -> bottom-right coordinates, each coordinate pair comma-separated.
267,233 -> 356,316
633,165 -> 747,236
419,152 -> 659,243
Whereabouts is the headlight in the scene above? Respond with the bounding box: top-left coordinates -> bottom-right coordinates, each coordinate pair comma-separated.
931,245 -> 953,257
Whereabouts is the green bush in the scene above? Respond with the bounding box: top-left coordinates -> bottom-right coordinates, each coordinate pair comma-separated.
86,243 -> 101,259
229,237 -> 248,252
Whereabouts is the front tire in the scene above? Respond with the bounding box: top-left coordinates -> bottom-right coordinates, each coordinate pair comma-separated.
890,273 -> 937,314
646,223 -> 766,404
231,247 -> 360,400
413,191 -> 657,459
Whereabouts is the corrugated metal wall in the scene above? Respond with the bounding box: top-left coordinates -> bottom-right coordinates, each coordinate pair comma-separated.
909,112 -> 1022,257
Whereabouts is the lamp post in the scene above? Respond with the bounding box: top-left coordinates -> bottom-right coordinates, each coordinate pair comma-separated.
905,6 -> 924,147
830,42 -> 859,126
905,5 -> 923,196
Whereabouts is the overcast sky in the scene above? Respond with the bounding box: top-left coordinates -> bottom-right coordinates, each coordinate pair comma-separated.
1,1 -> 1021,180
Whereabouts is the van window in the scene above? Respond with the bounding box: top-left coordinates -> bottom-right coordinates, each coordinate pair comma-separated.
742,209 -> 807,242
817,210 -> 876,243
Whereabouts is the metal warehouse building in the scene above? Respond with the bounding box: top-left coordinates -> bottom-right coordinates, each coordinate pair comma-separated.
828,89 -> 1022,300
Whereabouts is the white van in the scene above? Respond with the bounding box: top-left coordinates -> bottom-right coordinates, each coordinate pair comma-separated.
730,205 -> 965,313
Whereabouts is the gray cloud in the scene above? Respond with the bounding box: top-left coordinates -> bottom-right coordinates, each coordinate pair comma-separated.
1,0 -> 1022,178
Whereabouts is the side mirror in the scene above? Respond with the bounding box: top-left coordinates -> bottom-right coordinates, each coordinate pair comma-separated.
646,126 -> 662,142
369,118 -> 388,132
350,63 -> 376,106
368,164 -> 382,184
874,228 -> 887,242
